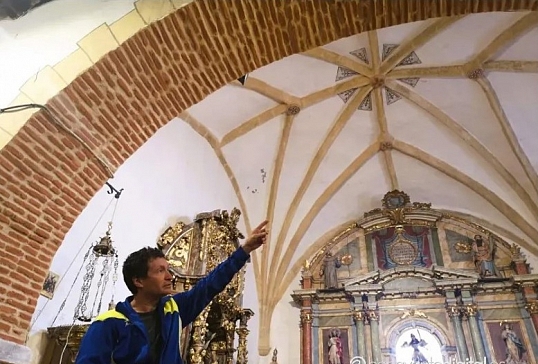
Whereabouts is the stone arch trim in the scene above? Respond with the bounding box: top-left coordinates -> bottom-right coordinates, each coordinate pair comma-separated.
0,0 -> 536,347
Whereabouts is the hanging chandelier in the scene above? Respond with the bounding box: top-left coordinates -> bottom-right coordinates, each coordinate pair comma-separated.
73,221 -> 119,322
47,182 -> 122,362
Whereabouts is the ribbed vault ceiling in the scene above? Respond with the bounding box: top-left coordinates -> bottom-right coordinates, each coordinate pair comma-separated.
179,11 -> 538,322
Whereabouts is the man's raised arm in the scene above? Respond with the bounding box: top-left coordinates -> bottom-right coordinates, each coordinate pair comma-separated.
173,220 -> 268,326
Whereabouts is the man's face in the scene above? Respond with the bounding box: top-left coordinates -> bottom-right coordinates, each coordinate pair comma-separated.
136,257 -> 174,297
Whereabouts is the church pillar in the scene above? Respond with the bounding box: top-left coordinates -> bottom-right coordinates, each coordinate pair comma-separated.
525,301 -> 538,336
367,309 -> 381,363
447,305 -> 469,361
301,308 -> 312,364
512,247 -> 538,336
353,310 -> 367,358
463,304 -> 485,362
299,268 -> 313,364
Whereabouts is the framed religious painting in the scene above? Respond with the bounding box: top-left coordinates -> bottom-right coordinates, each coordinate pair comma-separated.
484,320 -> 534,364
40,270 -> 60,299
318,327 -> 352,364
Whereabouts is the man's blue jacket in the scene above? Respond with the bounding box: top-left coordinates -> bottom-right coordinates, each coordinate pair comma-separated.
75,247 -> 250,364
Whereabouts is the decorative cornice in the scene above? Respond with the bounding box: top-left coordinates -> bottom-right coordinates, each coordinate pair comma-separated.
512,274 -> 538,287
358,191 -> 441,233
345,283 -> 384,294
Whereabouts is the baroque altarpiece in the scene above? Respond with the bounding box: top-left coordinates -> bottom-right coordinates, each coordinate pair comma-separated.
293,191 -> 538,364
158,208 -> 253,364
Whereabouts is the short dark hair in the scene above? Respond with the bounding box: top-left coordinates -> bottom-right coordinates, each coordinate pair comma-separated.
122,247 -> 165,294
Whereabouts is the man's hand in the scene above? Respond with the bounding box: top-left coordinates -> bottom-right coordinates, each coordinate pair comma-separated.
242,220 -> 269,254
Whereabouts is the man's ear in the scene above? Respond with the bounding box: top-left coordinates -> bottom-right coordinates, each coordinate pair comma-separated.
133,277 -> 144,289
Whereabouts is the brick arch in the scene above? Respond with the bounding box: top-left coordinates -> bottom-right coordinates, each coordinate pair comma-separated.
0,0 -> 536,344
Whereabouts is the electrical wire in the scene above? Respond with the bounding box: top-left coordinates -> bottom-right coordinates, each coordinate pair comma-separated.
25,195 -> 116,343
0,103 -> 115,178
1,103 -> 123,360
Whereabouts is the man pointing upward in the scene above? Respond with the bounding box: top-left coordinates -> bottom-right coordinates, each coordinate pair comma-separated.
76,220 -> 269,364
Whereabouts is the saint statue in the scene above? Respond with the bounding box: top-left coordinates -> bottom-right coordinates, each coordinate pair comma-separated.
327,329 -> 344,364
401,333 -> 428,364
501,323 -> 527,364
472,234 -> 500,277
320,252 -> 342,289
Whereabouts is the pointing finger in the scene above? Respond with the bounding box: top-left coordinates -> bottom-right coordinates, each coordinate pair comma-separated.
254,220 -> 269,232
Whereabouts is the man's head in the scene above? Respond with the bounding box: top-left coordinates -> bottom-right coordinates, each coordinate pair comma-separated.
122,247 -> 174,297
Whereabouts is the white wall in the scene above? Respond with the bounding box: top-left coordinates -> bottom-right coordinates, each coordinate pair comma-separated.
29,117 -> 245,330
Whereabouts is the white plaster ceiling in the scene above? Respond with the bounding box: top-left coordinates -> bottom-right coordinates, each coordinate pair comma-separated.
185,11 -> 538,256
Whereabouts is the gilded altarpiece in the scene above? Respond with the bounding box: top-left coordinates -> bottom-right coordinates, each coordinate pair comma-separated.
159,208 -> 253,364
293,191 -> 538,364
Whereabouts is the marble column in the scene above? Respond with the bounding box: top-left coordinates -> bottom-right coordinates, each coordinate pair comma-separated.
298,266 -> 313,364
368,310 -> 382,363
525,301 -> 538,335
448,305 -> 469,361
353,310 -> 367,358
463,304 -> 485,362
300,309 -> 313,364
512,248 -> 538,337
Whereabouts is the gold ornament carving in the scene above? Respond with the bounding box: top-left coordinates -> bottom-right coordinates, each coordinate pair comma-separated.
353,311 -> 365,322
300,311 -> 313,324
302,259 -> 311,274
367,310 -> 379,321
447,305 -> 461,318
463,304 -> 478,317
362,191 -> 435,234
399,309 -> 428,320
525,301 -> 538,314
340,254 -> 353,266
158,221 -> 186,248
455,241 -> 473,254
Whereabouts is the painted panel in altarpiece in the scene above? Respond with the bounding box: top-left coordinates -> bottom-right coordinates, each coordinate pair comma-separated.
369,225 -> 437,270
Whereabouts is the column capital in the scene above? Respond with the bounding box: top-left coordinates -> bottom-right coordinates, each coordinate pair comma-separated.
367,310 -> 379,321
462,304 -> 478,317
300,310 -> 313,324
353,310 -> 365,322
526,301 -> 538,314
447,305 -> 461,318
